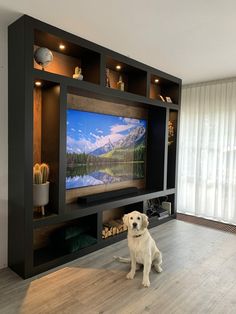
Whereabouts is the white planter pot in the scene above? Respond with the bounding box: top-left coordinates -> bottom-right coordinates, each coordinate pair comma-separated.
33,181 -> 49,215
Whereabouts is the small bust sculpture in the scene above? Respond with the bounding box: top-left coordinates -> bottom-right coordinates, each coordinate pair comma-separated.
73,66 -> 83,80
106,68 -> 111,87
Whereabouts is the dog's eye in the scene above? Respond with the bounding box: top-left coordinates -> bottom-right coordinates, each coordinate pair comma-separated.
130,217 -> 133,220
137,217 -> 141,220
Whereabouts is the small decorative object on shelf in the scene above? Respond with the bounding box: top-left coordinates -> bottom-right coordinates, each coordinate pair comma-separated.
73,66 -> 83,80
106,68 -> 111,87
33,163 -> 50,216
102,219 -> 127,239
166,96 -> 172,103
159,95 -> 165,102
117,75 -> 124,91
34,47 -> 53,70
168,120 -> 175,145
162,201 -> 172,215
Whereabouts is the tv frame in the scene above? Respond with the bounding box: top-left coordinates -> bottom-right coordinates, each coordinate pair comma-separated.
66,108 -> 148,190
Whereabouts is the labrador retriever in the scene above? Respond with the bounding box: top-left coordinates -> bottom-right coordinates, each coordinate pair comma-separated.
122,211 -> 162,287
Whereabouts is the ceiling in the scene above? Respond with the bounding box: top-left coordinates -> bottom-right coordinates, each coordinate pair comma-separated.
1,0 -> 236,84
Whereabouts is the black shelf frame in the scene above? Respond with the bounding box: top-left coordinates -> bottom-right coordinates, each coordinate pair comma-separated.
32,214 -> 174,277
33,188 -> 176,228
8,14 -> 181,278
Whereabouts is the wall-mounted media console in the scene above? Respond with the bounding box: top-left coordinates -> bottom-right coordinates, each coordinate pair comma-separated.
8,15 -> 181,278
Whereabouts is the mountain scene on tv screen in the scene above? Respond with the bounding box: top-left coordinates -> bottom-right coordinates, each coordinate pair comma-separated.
66,109 -> 147,189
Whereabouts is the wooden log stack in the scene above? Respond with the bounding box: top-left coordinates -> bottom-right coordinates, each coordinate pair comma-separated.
102,219 -> 128,239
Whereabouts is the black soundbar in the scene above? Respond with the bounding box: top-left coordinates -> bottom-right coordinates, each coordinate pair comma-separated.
77,187 -> 138,204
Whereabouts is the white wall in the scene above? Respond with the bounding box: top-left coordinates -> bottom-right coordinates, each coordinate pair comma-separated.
0,23 -> 8,269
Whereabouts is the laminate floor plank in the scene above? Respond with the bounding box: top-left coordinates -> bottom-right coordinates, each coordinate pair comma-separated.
0,220 -> 236,314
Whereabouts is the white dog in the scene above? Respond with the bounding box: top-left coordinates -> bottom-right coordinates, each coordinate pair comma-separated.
120,211 -> 162,287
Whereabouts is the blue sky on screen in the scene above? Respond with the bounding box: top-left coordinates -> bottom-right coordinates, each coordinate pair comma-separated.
67,109 -> 147,154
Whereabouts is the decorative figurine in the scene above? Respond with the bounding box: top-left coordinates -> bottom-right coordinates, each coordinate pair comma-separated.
159,95 -> 165,102
106,68 -> 111,87
34,47 -> 53,70
166,96 -> 172,103
73,66 -> 83,80
168,121 -> 175,145
117,75 -> 124,91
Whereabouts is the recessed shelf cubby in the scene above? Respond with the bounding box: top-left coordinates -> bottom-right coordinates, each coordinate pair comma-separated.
34,30 -> 100,84
144,193 -> 175,227
149,74 -> 180,105
33,79 -> 60,219
102,202 -> 143,240
34,214 -> 97,267
105,56 -> 147,96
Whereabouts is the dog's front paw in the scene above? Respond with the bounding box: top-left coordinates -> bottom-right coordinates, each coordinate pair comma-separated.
126,271 -> 135,280
154,265 -> 163,273
142,278 -> 150,287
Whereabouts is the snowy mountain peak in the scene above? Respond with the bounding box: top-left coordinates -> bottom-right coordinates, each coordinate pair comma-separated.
91,126 -> 145,156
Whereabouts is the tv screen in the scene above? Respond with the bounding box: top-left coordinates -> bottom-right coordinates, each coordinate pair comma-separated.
66,109 -> 147,190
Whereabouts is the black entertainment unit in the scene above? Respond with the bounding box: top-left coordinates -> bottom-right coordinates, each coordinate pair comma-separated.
8,15 -> 181,278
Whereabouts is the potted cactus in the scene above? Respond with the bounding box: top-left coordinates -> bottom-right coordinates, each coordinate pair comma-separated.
33,163 -> 50,216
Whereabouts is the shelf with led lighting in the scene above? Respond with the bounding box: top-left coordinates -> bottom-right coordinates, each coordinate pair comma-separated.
149,74 -> 180,105
34,29 -> 100,85
33,79 -> 61,218
105,56 -> 147,96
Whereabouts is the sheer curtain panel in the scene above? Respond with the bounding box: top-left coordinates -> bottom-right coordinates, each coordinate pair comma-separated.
177,78 -> 236,225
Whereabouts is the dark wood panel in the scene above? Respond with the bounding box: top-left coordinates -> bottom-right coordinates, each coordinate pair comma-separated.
33,87 -> 42,164
150,82 -> 161,100
67,93 -> 148,119
41,85 -> 60,212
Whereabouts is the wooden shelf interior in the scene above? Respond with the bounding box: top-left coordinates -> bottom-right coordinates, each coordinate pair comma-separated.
106,56 -> 147,96
102,202 -> 143,224
33,79 -> 60,215
149,74 -> 180,105
33,214 -> 98,266
156,193 -> 175,216
34,30 -> 100,84
167,110 -> 178,189
102,203 -> 143,239
145,193 -> 175,223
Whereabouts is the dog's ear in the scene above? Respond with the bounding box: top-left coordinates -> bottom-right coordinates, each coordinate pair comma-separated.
141,213 -> 149,229
123,214 -> 129,227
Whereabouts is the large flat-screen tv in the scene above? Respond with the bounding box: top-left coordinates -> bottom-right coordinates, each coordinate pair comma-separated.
66,109 -> 147,190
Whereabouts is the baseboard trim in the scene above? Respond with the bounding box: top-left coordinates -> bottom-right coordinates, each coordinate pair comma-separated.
177,213 -> 236,234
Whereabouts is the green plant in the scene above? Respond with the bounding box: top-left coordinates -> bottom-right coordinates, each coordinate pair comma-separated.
33,163 -> 49,184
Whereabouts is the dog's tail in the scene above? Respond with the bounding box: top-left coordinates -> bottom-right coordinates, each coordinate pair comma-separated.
113,256 -> 130,263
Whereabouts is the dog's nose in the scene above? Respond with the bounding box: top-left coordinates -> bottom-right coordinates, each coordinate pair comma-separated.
133,222 -> 137,228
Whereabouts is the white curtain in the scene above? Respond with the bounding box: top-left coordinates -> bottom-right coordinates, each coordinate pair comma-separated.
177,78 -> 236,225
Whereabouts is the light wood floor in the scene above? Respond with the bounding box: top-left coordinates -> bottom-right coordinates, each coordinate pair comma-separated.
0,219 -> 236,314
